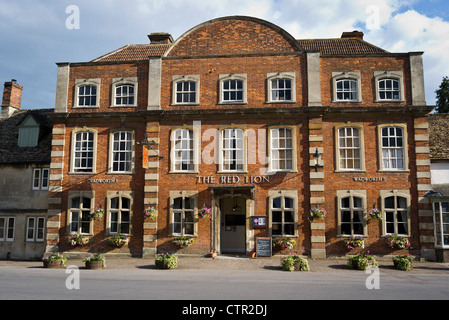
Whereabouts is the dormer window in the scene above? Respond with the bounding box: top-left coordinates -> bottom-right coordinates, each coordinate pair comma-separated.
18,115 -> 39,147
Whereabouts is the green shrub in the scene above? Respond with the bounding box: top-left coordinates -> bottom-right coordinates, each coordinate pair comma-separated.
347,251 -> 378,270
392,255 -> 412,271
155,252 -> 178,269
281,255 -> 310,271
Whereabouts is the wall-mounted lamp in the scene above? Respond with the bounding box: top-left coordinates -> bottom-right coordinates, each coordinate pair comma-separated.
313,148 -> 323,172
137,133 -> 164,159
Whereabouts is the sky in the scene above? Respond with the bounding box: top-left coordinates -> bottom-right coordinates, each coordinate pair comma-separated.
0,0 -> 448,110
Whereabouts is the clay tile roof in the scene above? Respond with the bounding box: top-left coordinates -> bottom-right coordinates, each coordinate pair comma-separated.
428,114 -> 449,160
297,38 -> 387,55
91,44 -> 171,62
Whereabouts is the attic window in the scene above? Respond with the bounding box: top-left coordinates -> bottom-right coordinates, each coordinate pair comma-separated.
18,115 -> 39,147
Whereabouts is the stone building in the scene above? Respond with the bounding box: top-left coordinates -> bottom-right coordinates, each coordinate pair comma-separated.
0,80 -> 53,259
47,16 -> 435,260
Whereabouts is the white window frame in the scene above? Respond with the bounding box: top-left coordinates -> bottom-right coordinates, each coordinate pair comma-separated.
74,79 -> 101,108
169,191 -> 198,237
68,191 -> 94,235
107,191 -> 133,235
332,72 -> 362,103
269,127 -> 295,172
171,128 -> 196,172
220,127 -> 245,172
110,130 -> 134,173
26,217 -> 46,242
71,128 -> 97,174
374,71 -> 405,102
268,190 -> 298,237
378,124 -> 408,171
111,77 -> 138,107
335,124 -> 365,171
0,216 -> 15,242
432,200 -> 449,248
381,190 -> 411,237
337,190 -> 367,237
32,168 -> 49,190
267,72 -> 296,103
219,74 -> 247,104
172,75 -> 200,105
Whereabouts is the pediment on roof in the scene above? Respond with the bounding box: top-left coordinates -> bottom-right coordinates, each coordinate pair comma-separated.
165,16 -> 302,58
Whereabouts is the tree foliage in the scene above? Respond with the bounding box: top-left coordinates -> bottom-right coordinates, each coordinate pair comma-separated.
435,76 -> 449,113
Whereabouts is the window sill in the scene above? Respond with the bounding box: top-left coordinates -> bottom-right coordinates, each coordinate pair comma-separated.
169,171 -> 198,174
265,100 -> 296,104
68,171 -> 96,175
109,105 -> 137,108
334,170 -> 366,173
377,169 -> 410,173
72,106 -> 100,109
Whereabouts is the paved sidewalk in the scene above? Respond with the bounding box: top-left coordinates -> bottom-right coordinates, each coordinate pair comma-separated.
1,254 -> 449,274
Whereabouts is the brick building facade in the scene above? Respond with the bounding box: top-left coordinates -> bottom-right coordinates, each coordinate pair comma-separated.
47,16 -> 435,260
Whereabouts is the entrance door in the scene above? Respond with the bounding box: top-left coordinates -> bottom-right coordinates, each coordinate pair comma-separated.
220,197 -> 246,253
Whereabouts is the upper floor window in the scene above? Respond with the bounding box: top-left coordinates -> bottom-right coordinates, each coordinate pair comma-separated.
115,84 -> 135,106
172,129 -> 195,172
332,72 -> 362,103
111,77 -> 138,107
219,74 -> 247,104
337,126 -> 363,171
336,79 -> 358,101
270,127 -> 293,172
380,126 -> 405,170
32,168 -> 49,190
267,72 -> 296,103
221,128 -> 245,172
111,131 -> 133,173
72,130 -> 96,173
374,71 -> 404,102
378,79 -> 400,101
74,79 -> 100,108
172,75 -> 200,105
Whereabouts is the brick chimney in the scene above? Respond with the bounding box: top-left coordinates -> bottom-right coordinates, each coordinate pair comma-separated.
341,30 -> 364,40
148,32 -> 174,44
1,79 -> 23,119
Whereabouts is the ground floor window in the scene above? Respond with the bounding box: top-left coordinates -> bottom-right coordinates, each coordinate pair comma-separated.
170,191 -> 198,236
108,196 -> 131,235
0,217 -> 15,241
69,195 -> 93,234
433,201 -> 449,248
26,217 -> 45,242
337,190 -> 367,236
381,190 -> 410,236
268,190 -> 298,237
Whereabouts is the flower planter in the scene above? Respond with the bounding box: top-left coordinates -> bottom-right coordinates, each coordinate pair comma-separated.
281,255 -> 310,272
43,260 -> 64,269
155,253 -> 178,269
85,260 -> 105,270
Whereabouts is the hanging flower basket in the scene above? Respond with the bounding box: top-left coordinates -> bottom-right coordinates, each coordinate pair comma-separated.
90,208 -> 104,221
68,234 -> 89,247
199,207 -> 212,221
369,208 -> 382,221
308,207 -> 326,222
343,236 -> 365,250
173,236 -> 194,249
272,236 -> 296,249
386,236 -> 411,249
107,234 -> 128,248
144,206 -> 157,222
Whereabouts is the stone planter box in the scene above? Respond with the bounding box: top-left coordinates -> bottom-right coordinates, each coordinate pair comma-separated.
85,261 -> 105,269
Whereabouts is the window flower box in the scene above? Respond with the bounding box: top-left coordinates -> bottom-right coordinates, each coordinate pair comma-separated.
173,236 -> 194,249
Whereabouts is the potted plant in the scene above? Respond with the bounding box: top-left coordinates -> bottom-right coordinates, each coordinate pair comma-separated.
83,253 -> 106,269
68,234 -> 89,247
347,251 -> 378,270
173,236 -> 194,249
144,206 -> 157,222
272,236 -> 296,249
107,234 -> 128,248
386,236 -> 411,249
155,252 -> 178,269
308,207 -> 326,222
42,254 -> 68,269
368,208 -> 382,221
90,207 -> 104,221
343,236 -> 365,250
199,206 -> 212,221
281,255 -> 310,272
393,255 -> 413,271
